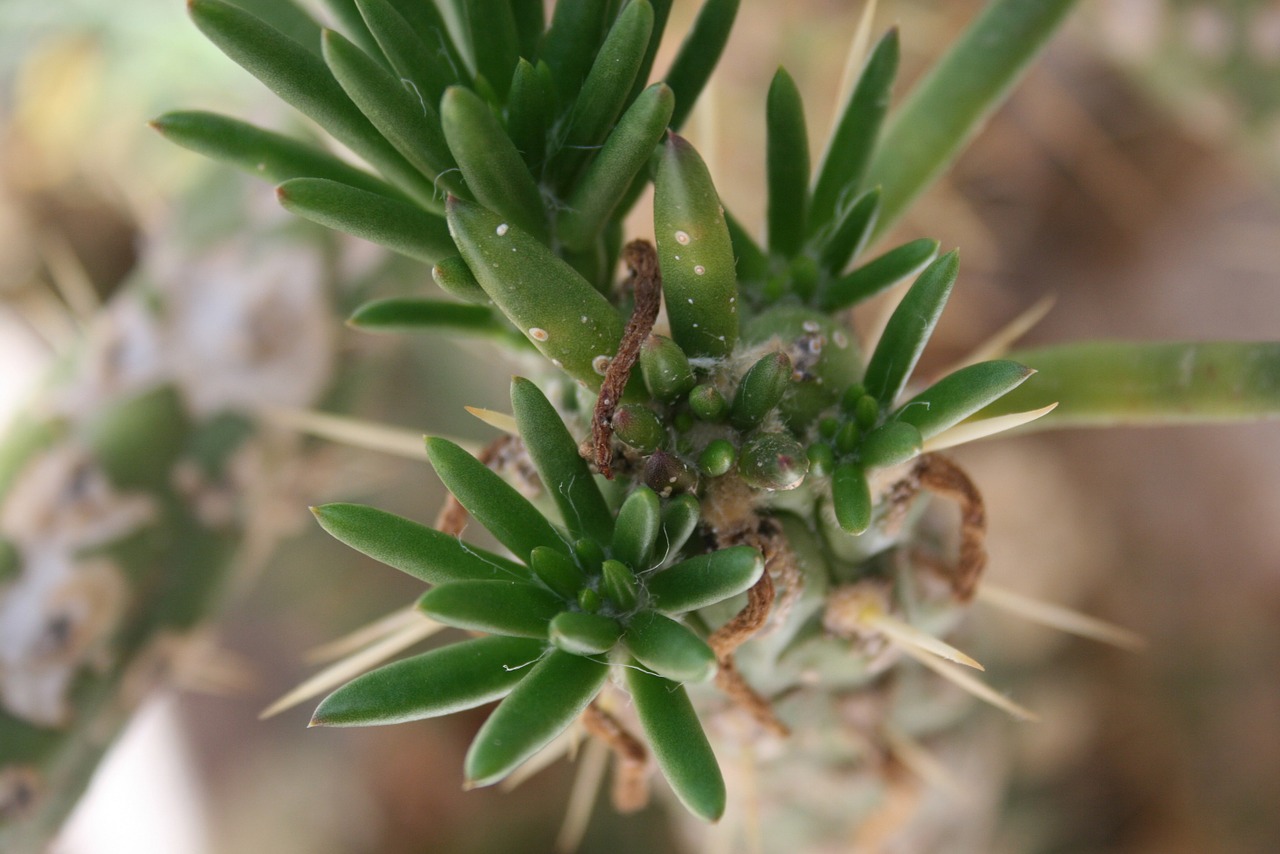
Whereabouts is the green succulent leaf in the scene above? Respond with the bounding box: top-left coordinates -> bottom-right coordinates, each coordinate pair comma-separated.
602,559 -> 641,610
895,359 -> 1035,438
647,546 -> 764,613
417,580 -> 564,638
553,0 -> 654,186
150,111 -> 398,198
862,249 -> 959,405
432,255 -> 489,304
731,352 -> 793,431
355,0 -> 457,112
658,494 -> 701,563
724,208 -> 770,284
188,0 -> 439,208
346,298 -> 506,337
83,387 -> 188,491
234,0 -> 324,56
818,237 -> 939,312
441,87 -> 547,239
276,178 -> 453,263
511,377 -> 615,543
310,636 -> 543,726
311,503 -> 531,584
462,0 -> 521,100
765,67 -> 810,258
559,82 -> 675,251
984,342 -> 1280,427
832,461 -> 872,535
530,546 -> 588,600
623,611 -> 716,683
507,59 -> 556,170
665,0 -> 741,131
318,0 -> 387,63
377,0 -> 470,96
612,486 -> 662,571
809,28 -> 898,234
464,649 -> 610,787
859,420 -> 923,469
738,432 -> 810,491
446,197 -> 624,388
654,133 -> 739,358
629,0 -> 673,102
626,666 -> 726,822
322,27 -> 460,198
539,0 -> 611,106
425,436 -> 570,559
816,186 -> 880,275
510,0 -> 545,59
639,333 -> 696,402
867,0 -> 1080,235
550,611 -> 622,656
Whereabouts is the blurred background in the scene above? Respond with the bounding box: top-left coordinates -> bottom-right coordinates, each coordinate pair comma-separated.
2,1 -> 1278,852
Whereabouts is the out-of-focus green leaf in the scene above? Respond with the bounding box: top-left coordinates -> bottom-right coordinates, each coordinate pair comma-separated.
818,237 -> 938,311
311,636 -> 542,726
665,0 -> 740,130
816,187 -> 880,275
765,67 -> 810,258
347,298 -> 505,336
463,0 -> 521,98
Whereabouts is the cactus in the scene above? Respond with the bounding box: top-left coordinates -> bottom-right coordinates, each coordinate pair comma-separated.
5,0 -> 1280,850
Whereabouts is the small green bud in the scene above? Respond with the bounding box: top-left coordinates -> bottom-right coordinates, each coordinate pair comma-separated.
738,432 -> 809,491
574,538 -> 605,573
731,352 -> 793,431
698,439 -> 737,477
640,335 -> 696,401
688,384 -> 728,422
612,404 -> 667,453
835,421 -> 860,455
860,421 -> 923,469
643,450 -> 699,497
832,462 -> 872,535
530,546 -> 586,600
806,443 -> 835,478
855,394 -> 880,430
673,411 -> 695,433
788,253 -> 819,300
579,587 -> 602,613
602,559 -> 639,610
818,416 -> 841,439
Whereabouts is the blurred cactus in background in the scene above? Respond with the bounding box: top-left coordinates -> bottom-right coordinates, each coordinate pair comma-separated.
2,1 -> 1279,852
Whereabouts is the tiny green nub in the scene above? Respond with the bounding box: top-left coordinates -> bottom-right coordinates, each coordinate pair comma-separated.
698,439 -> 737,477
688,384 -> 728,422
602,559 -> 640,611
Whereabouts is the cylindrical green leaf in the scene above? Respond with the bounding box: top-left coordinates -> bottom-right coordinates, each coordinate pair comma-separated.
356,0 -> 455,110
664,0 -> 740,131
862,249 -> 960,405
507,59 -> 555,171
311,636 -> 544,726
612,405 -> 666,454
425,436 -> 570,559
765,67 -> 809,257
318,0 -> 387,65
738,432 -> 809,491
188,0 -> 439,208
626,666 -> 726,822
809,28 -> 898,234
807,442 -> 835,477
539,0 -> 611,106
312,503 -> 530,584
463,0 -> 521,99
658,493 -> 701,563
558,82 -> 675,251
550,611 -> 621,655
512,377 -> 615,543
697,439 -> 736,478
725,207 -> 769,284
859,420 -> 922,469
611,486 -> 661,571
530,546 -> 587,600
818,237 -> 939,312
322,28 -> 460,199
639,333 -> 696,402
895,359 -> 1034,438
647,546 -> 763,614
816,186 -> 880,275
832,462 -> 872,535
151,111 -> 397,198
553,0 -> 654,185
433,255 -> 489,304
276,178 -> 453,263
730,352 -> 792,431
688,383 -> 728,422
417,580 -> 563,638
624,611 -> 716,683
447,197 -> 624,389
441,87 -> 547,240
347,298 -> 504,336
510,0 -> 544,59
602,559 -> 640,611
654,133 -> 739,358
377,0 -> 470,99
465,650 -> 610,786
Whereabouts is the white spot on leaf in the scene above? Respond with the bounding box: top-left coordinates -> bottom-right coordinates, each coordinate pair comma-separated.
529,327 -> 549,342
